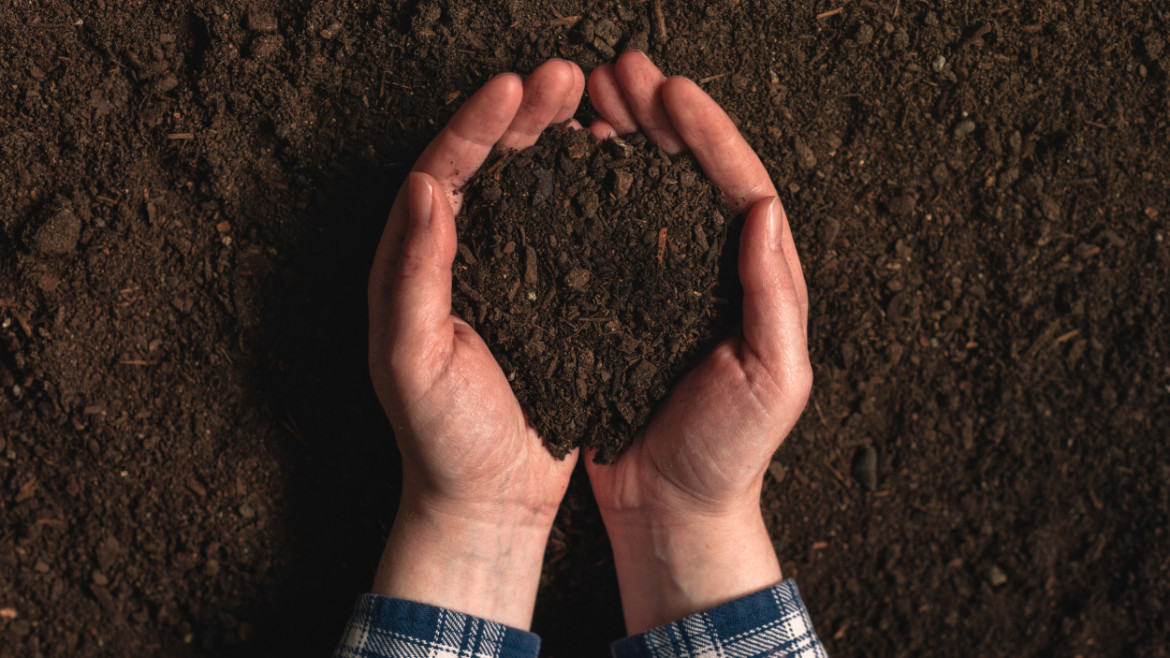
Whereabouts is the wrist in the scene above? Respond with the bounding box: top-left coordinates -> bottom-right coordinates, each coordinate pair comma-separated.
602,504 -> 782,634
371,494 -> 556,630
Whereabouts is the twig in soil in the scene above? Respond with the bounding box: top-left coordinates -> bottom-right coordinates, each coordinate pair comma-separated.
10,309 -> 33,337
118,360 -> 155,366
813,398 -> 828,426
167,133 -> 194,140
698,72 -> 729,84
823,458 -> 849,488
816,7 -> 844,20
656,227 -> 668,265
652,0 -> 668,42
547,15 -> 580,27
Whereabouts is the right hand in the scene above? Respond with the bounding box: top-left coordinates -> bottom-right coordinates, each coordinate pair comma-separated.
583,52 -> 813,633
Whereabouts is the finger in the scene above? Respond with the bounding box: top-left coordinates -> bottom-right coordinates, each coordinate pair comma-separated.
738,197 -> 807,367
589,118 -> 618,140
413,73 -> 524,210
552,62 -> 586,124
613,51 -> 686,154
587,64 -> 639,134
660,76 -> 776,212
384,173 -> 458,349
498,59 -> 576,150
661,75 -> 809,323
372,74 -> 523,334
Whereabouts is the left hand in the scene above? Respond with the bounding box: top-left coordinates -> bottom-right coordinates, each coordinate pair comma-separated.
366,59 -> 585,630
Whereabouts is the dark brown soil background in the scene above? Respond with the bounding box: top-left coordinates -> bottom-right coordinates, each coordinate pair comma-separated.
455,128 -> 736,461
1,1 -> 1167,656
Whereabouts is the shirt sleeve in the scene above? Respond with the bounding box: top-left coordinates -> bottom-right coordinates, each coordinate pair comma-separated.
333,594 -> 541,658
610,579 -> 828,658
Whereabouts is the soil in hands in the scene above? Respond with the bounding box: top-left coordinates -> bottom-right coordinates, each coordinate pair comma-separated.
454,127 -> 737,462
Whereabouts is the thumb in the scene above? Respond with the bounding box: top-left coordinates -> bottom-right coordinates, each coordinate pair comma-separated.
387,172 -> 458,348
738,196 -> 806,368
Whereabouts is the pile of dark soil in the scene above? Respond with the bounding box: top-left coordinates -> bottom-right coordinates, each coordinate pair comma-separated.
1,1 -> 1168,657
455,128 -> 735,461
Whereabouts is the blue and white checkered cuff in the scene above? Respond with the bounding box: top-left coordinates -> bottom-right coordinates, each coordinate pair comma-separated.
611,579 -> 828,658
333,593 -> 541,658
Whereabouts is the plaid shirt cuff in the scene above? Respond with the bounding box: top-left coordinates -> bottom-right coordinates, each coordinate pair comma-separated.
611,579 -> 828,658
333,593 -> 541,658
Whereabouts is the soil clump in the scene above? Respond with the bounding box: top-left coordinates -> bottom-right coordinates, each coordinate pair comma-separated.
455,127 -> 735,461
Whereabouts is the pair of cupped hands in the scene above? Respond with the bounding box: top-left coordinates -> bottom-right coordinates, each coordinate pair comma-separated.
368,52 -> 812,634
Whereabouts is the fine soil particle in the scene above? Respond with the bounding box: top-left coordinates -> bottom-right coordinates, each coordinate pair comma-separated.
454,128 -> 735,462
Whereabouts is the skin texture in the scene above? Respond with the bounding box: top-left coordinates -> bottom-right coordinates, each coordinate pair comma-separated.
365,52 -> 812,634
367,59 -> 583,630
585,51 -> 812,634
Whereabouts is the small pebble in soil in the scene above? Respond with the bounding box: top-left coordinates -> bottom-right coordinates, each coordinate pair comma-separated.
953,119 -> 977,138
26,200 -> 82,256
246,9 -> 278,33
853,445 -> 878,491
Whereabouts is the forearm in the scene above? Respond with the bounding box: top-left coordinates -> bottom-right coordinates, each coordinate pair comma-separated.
604,505 -> 782,634
372,496 -> 555,630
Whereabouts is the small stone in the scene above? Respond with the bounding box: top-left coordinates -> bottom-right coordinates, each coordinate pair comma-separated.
531,168 -> 554,207
28,203 -> 82,255
594,18 -> 623,47
96,537 -> 122,572
592,38 -> 616,60
564,267 -> 591,290
953,119 -> 977,138
92,570 -> 109,586
319,20 -> 342,39
889,194 -> 917,217
34,561 -> 50,573
767,461 -> 787,483
611,168 -> 633,197
931,55 -> 947,73
238,504 -> 256,519
246,9 -> 278,32
989,565 -> 1008,586
853,445 -> 878,491
931,162 -> 950,185
250,34 -> 284,60
794,137 -> 817,169
856,24 -> 874,45
892,28 -> 910,50
37,273 -> 60,292
152,73 -> 179,94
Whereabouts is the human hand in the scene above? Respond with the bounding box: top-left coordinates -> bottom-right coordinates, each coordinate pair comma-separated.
583,52 -> 812,633
366,59 -> 586,629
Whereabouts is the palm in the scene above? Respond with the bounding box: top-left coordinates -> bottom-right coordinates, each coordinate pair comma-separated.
582,52 -> 811,518
388,321 -> 564,512
588,341 -> 777,513
368,60 -> 589,517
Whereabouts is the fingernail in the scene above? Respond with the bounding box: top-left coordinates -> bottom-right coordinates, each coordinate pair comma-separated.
766,197 -> 782,251
411,173 -> 433,227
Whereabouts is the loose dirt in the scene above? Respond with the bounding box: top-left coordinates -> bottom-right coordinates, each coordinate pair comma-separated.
1,1 -> 1167,657
456,128 -> 735,461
